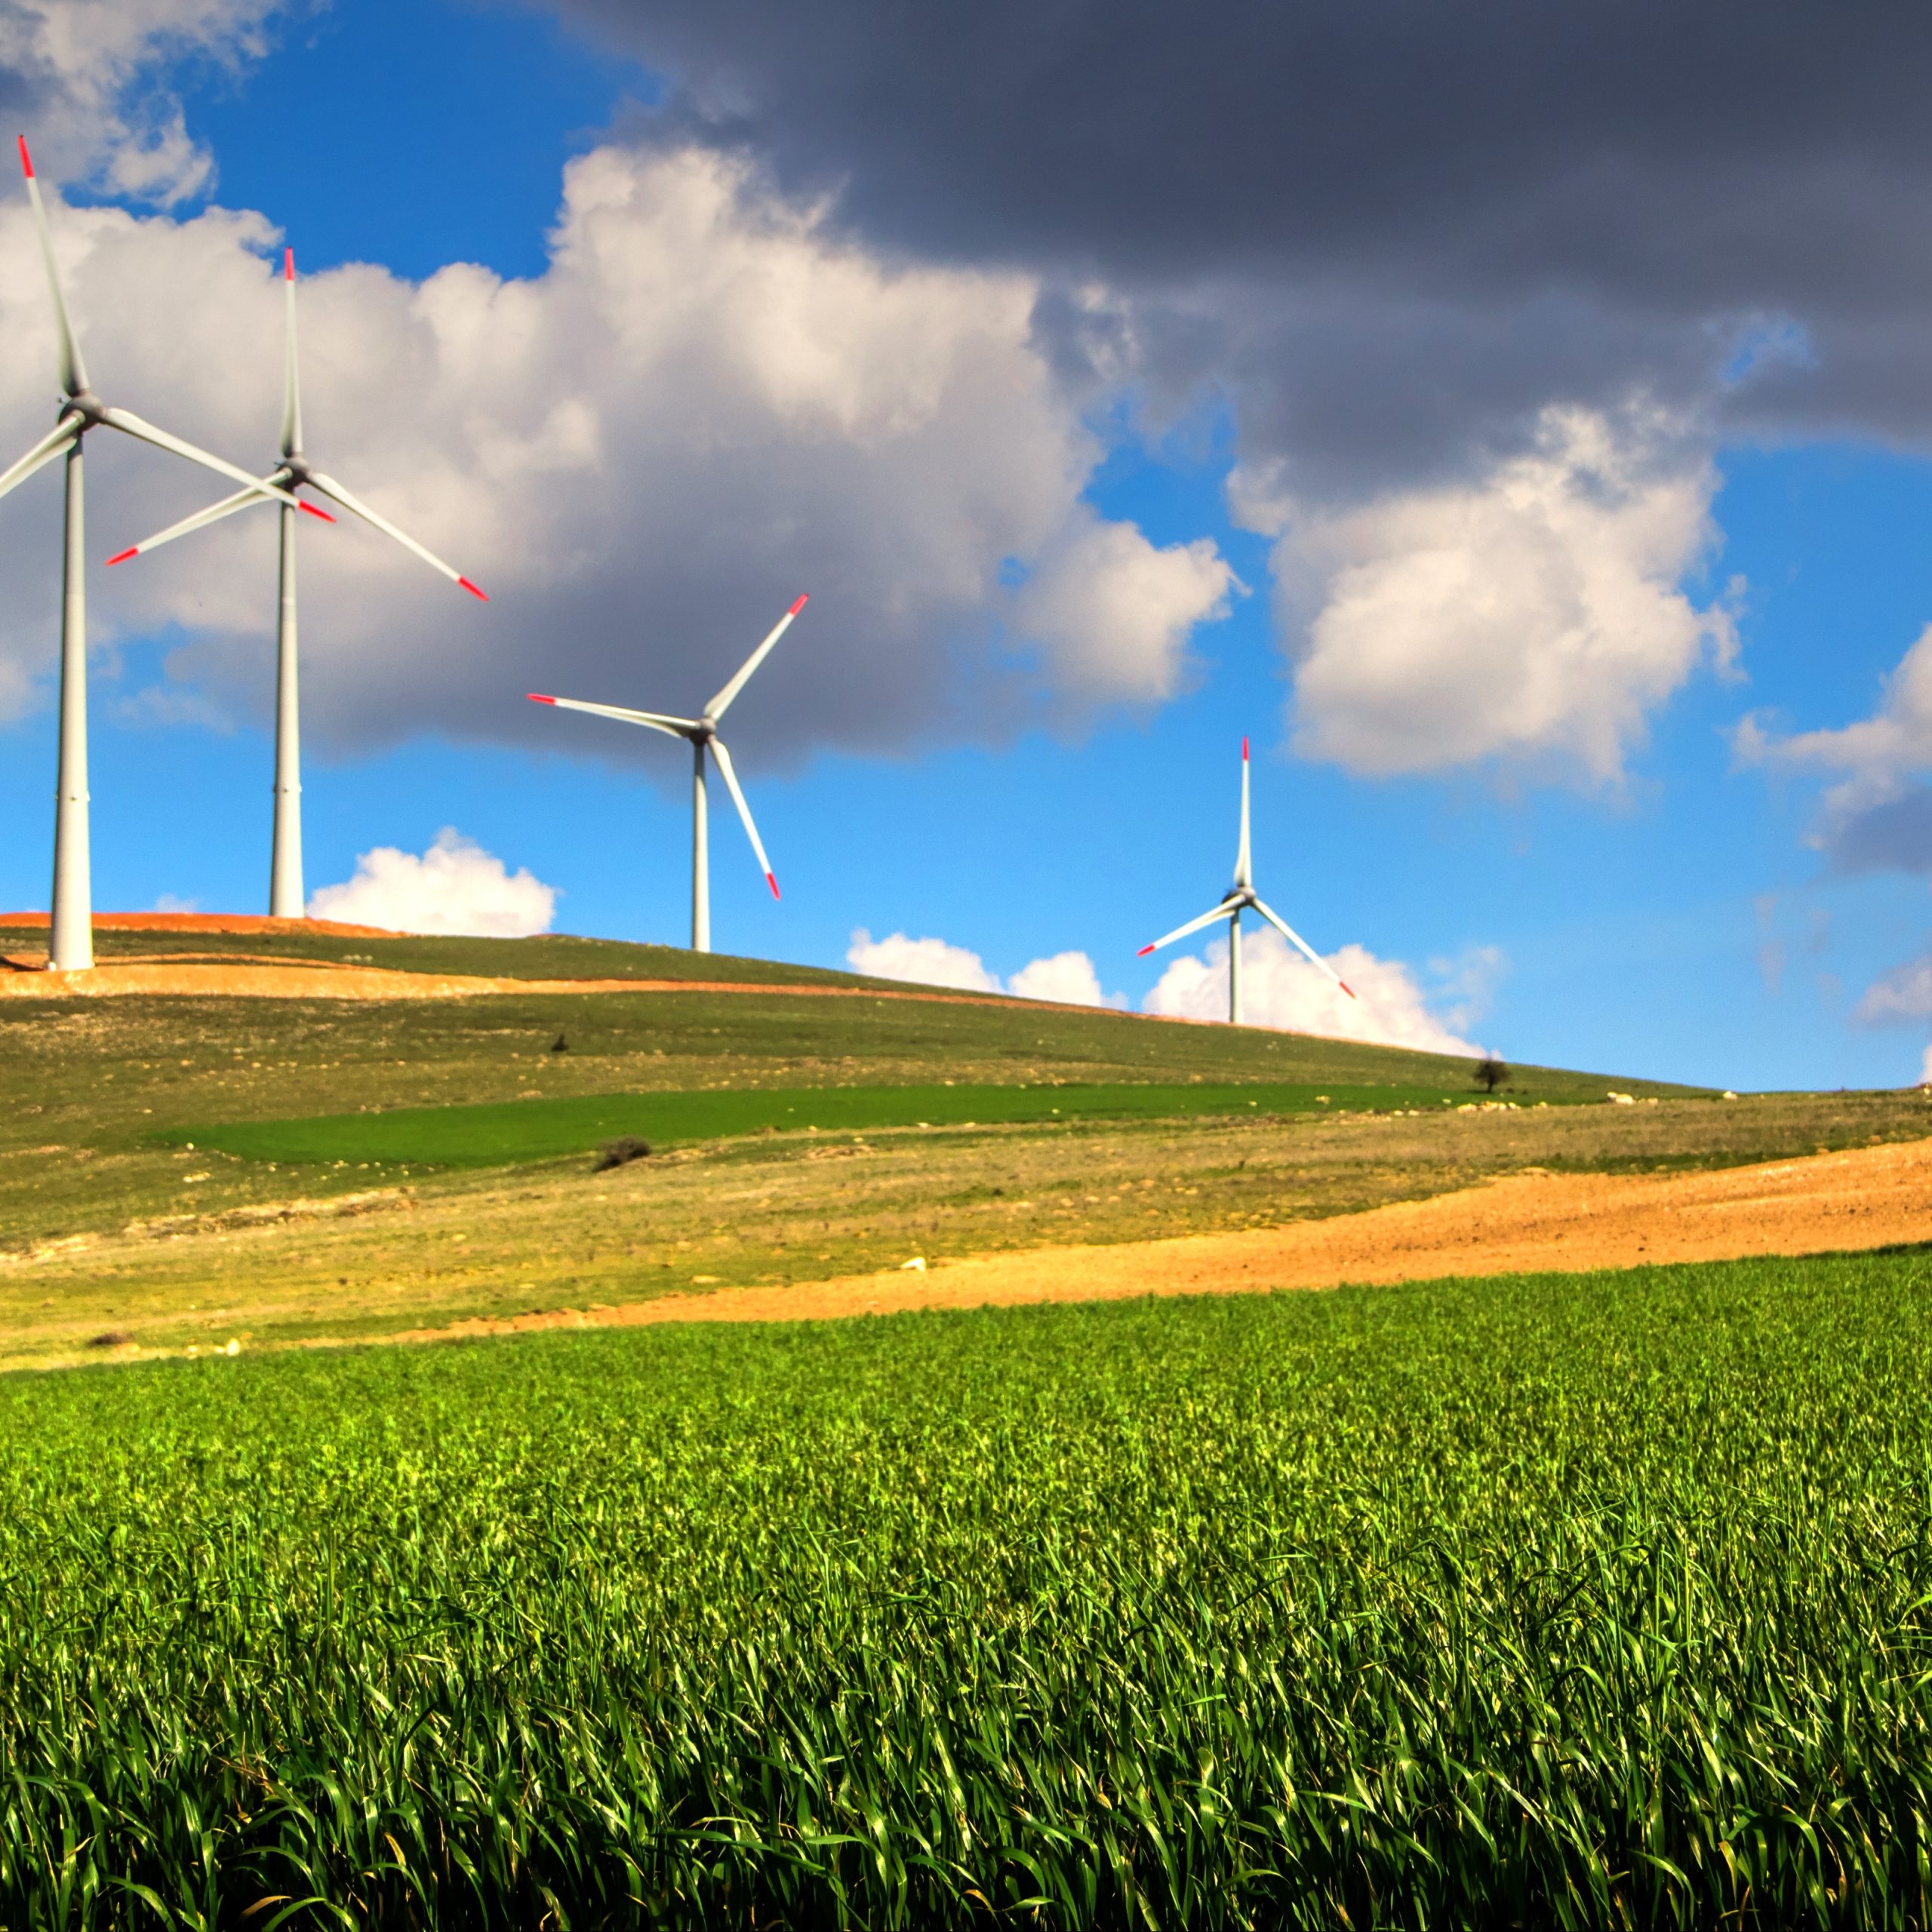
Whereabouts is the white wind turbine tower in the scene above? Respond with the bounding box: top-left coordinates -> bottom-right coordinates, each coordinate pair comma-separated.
2,139 -> 324,971
1137,737 -> 1358,1026
108,247 -> 488,918
528,595 -> 808,953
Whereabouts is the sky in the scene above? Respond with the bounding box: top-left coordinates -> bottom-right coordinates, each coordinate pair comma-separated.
2,0 -> 1932,1091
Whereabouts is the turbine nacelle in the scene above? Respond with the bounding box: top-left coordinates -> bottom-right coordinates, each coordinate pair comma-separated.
102,246 -> 485,597
528,595 -> 810,946
1134,737 -> 1358,1019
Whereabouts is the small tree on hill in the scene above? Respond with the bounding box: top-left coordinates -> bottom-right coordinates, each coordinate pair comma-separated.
594,1136 -> 651,1171
1474,1057 -> 1507,1094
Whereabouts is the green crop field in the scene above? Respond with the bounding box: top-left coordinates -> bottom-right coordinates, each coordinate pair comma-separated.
156,1080 -> 1547,1169
8,1249 -> 1932,1927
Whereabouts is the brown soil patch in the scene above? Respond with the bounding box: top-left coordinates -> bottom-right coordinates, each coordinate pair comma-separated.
381,1138 -> 1932,1346
0,961 -> 524,998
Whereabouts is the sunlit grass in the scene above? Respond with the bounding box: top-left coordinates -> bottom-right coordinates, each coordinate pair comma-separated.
155,1080 -> 1526,1168
6,1251 -> 1932,1924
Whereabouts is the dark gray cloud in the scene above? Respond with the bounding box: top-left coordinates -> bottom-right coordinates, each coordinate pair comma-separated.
1827,789 -> 1932,877
552,1 -> 1932,493
565,2 -> 1931,297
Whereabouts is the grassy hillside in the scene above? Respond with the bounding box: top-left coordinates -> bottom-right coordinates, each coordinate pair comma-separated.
4,927 -> 1924,1367
2,921 -> 872,984
1,934 -> 1696,1228
161,1081 -> 1569,1168
7,1249 -> 1932,1925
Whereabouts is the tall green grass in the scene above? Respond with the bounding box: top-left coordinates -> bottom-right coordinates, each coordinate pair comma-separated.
155,1080 -> 1499,1168
6,1253 -> 1932,1926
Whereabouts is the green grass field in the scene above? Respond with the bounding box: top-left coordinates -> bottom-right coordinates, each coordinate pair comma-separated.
7,946 -> 1589,1244
7,928 -> 1925,1367
156,1080 -> 1549,1168
5,1251 -> 1932,1926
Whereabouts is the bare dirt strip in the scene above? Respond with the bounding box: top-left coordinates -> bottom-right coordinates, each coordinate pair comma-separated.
367,1137 -> 1932,1349
0,911 -> 1068,1016
0,910 -> 1056,1011
0,955 -> 1051,1013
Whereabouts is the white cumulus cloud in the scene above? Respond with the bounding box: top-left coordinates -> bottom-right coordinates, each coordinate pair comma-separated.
1859,958 -> 1932,1089
308,829 -> 558,937
1142,925 -> 1493,1055
1012,506 -> 1238,704
1236,405 -> 1737,782
847,928 -> 1001,992
1005,948 -> 1127,1008
1738,620 -> 1932,829
0,0 -> 292,204
0,145 -> 1229,766
848,929 -> 1124,1005
1856,952 -> 1932,1028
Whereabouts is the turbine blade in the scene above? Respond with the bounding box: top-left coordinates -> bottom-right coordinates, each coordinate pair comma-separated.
705,593 -> 808,720
527,694 -> 696,740
1136,903 -> 1236,956
707,734 -> 780,897
19,139 -> 86,398
0,416 -> 79,503
106,472 -> 290,565
306,469 -> 485,598
281,246 -> 303,460
1250,897 -> 1356,998
98,408 -> 306,506
1235,736 -> 1252,888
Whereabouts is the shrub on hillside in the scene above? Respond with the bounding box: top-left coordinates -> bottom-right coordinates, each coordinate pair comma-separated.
593,1136 -> 651,1171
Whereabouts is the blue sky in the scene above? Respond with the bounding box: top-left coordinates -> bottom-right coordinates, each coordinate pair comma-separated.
2,0 -> 1930,1093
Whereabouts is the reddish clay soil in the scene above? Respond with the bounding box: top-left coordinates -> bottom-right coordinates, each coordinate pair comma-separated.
378,1137 -> 1932,1348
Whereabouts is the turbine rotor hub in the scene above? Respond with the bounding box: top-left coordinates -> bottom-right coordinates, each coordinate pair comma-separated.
62,391 -> 103,429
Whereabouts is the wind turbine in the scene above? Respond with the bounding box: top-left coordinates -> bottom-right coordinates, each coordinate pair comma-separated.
2,138 -> 319,970
107,247 -> 488,919
1136,737 -> 1357,1026
528,595 -> 808,953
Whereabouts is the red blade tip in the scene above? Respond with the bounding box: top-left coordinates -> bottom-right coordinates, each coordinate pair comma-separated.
765,872 -> 780,900
297,500 -> 334,522
788,593 -> 809,615
284,246 -> 294,281
17,137 -> 32,180
1136,943 -> 1156,957
528,693 -> 555,705
104,546 -> 137,567
1241,736 -> 1249,760
1340,981 -> 1356,1000
459,576 -> 488,601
